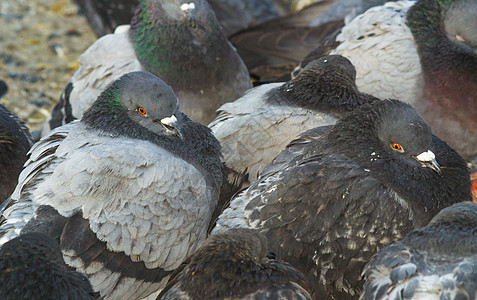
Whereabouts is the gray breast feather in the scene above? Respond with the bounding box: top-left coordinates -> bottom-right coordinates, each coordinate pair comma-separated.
3,124 -> 216,271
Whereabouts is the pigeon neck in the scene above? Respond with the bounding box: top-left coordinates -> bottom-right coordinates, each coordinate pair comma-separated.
83,106 -> 222,191
129,0 -> 235,93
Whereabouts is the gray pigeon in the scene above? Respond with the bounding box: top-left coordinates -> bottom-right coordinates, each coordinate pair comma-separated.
40,0 -> 251,137
213,99 -> 471,299
0,232 -> 97,300
0,104 -> 32,206
362,202 -> 477,299
209,55 -> 377,203
0,71 -> 223,299
158,228 -> 312,299
294,0 -> 477,159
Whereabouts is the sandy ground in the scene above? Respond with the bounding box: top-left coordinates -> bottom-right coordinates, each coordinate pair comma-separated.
0,0 -> 96,131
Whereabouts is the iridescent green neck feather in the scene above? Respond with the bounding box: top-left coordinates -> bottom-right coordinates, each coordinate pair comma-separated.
129,0 -> 235,90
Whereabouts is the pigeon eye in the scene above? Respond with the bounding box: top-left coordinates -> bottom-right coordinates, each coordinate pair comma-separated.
390,143 -> 404,153
137,107 -> 147,115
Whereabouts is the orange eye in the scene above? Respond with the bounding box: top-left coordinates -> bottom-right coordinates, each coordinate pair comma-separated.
137,107 -> 147,115
391,143 -> 404,152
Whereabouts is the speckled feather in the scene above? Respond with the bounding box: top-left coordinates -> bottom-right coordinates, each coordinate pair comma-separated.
214,100 -> 471,299
362,202 -> 477,300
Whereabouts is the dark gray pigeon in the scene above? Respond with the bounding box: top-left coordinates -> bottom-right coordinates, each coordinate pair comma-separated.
40,0 -> 251,137
213,99 -> 472,299
209,55 -> 377,205
0,71 -> 223,299
362,202 -> 477,300
0,232 -> 97,300
158,228 -> 312,299
0,104 -> 32,206
294,0 -> 477,159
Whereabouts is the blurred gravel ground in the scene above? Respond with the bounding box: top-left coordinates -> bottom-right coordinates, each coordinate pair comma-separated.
0,0 -> 96,131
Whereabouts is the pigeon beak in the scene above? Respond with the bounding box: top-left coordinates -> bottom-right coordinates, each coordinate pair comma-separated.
180,2 -> 196,27
160,115 -> 184,140
415,150 -> 442,175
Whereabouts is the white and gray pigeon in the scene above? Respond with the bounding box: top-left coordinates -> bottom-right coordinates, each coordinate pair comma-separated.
0,71 -> 223,300
209,55 -> 377,203
362,201 -> 477,300
39,0 -> 251,137
294,0 -> 477,159
213,99 -> 472,299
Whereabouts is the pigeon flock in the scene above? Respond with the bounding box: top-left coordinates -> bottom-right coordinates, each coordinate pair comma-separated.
0,0 -> 475,300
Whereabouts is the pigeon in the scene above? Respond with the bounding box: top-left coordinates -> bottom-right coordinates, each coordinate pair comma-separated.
209,55 -> 376,204
213,99 -> 472,299
362,202 -> 477,300
40,0 -> 251,137
293,0 -> 420,101
158,228 -> 312,299
0,104 -> 32,206
0,232 -> 97,300
294,0 -> 477,159
0,71 -> 223,299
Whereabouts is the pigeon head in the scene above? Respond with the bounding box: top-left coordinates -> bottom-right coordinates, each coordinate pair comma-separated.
273,55 -> 373,116
82,71 -> 183,139
375,101 -> 441,174
331,99 -> 441,174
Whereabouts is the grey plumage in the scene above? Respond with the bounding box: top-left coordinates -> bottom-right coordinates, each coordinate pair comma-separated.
159,228 -> 312,299
0,232 -> 96,300
213,99 -> 471,299
0,71 -> 222,299
209,55 -> 376,206
362,202 -> 477,300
